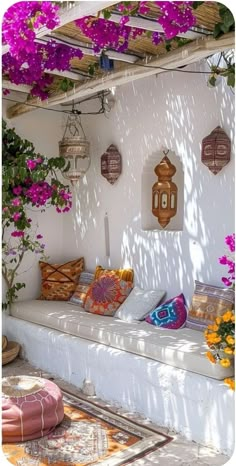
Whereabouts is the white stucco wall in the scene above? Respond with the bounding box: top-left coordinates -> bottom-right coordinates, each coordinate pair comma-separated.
2,60 -> 235,303
63,62 -> 235,304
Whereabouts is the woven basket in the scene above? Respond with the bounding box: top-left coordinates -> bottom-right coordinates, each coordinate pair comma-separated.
2,335 -> 8,352
2,341 -> 21,366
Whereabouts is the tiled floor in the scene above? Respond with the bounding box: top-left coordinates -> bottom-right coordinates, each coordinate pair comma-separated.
2,358 -> 231,466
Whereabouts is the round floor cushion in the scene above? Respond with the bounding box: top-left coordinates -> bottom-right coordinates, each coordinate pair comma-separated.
2,375 -> 64,443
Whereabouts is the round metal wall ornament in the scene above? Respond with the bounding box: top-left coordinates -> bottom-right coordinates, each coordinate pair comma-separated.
101,144 -> 122,185
201,126 -> 231,175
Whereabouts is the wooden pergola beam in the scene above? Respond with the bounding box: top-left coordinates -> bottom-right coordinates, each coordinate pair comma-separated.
7,32 -> 235,119
2,1 -> 118,55
2,80 -> 32,93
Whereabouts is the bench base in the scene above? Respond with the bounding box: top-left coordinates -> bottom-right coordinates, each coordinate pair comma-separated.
3,313 -> 234,455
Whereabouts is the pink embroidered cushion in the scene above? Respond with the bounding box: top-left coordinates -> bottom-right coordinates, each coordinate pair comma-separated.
84,273 -> 133,316
2,376 -> 64,443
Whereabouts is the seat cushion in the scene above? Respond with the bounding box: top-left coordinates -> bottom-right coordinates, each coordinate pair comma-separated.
10,300 -> 234,380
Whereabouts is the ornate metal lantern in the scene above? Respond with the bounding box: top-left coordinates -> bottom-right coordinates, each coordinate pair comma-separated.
152,155 -> 178,228
201,126 -> 231,175
101,144 -> 122,185
59,113 -> 90,185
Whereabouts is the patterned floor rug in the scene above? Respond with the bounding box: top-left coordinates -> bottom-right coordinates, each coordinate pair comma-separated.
3,390 -> 172,466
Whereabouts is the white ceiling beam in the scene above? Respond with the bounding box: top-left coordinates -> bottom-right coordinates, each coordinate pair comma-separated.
2,80 -> 32,93
38,33 -> 141,64
108,12 -> 210,40
2,1 -> 118,55
7,32 -> 234,119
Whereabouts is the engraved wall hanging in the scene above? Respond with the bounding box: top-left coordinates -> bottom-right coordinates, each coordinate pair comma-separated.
101,144 -> 122,185
201,126 -> 231,175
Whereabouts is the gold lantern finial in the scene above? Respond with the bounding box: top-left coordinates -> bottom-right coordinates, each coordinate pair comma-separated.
152,155 -> 178,228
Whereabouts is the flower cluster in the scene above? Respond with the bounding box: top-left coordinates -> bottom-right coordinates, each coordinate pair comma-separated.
75,16 -> 144,53
156,1 -> 196,39
219,234 -> 235,288
2,2 -> 60,56
2,1 -> 199,98
205,310 -> 235,390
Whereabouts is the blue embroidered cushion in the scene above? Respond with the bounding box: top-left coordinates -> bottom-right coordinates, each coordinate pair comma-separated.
145,293 -> 187,329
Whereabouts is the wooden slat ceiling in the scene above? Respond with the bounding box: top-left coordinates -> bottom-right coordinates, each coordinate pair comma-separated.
3,1 -> 234,117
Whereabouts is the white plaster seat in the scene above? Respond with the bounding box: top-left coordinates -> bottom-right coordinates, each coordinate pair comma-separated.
3,300 -> 235,456
8,299 -> 234,380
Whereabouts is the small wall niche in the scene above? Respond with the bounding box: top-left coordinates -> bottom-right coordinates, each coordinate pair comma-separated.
141,149 -> 184,231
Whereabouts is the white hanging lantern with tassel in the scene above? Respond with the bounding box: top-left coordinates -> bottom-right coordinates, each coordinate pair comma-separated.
59,112 -> 90,185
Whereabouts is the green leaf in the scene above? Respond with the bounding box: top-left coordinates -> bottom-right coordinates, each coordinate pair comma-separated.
227,72 -> 235,87
213,23 -> 224,38
192,1 -> 204,9
103,9 -> 111,19
223,10 -> 235,29
208,75 -> 217,87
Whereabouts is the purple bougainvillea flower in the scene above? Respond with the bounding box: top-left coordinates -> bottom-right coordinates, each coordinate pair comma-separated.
13,186 -> 22,195
12,198 -> 21,206
11,230 -> 24,237
36,234 -> 43,239
13,212 -> 21,222
26,159 -> 37,170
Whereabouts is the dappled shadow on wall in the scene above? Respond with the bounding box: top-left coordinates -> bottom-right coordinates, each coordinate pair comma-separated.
71,68 -> 234,295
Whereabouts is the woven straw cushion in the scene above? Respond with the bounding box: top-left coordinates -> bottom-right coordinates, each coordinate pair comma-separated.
2,376 -> 64,443
95,265 -> 134,283
84,273 -> 133,316
68,271 -> 94,307
145,294 -> 187,329
186,280 -> 235,331
39,258 -> 84,301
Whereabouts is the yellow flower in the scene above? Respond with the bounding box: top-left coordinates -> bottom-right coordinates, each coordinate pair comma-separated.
212,336 -> 222,344
224,347 -> 234,355
222,311 -> 233,322
231,315 -> 235,323
226,336 -> 235,346
220,358 -> 231,368
206,351 -> 216,364
224,378 -> 235,391
216,316 -> 222,325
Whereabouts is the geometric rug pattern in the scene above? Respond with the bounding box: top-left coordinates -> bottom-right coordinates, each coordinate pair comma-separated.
2,390 -> 172,465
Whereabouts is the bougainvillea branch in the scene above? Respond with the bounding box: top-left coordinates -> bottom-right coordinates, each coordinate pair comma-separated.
2,119 -> 72,308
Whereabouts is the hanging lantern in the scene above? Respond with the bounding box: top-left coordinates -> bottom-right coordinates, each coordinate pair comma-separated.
101,144 -> 122,185
59,113 -> 90,185
201,126 -> 231,175
152,155 -> 178,228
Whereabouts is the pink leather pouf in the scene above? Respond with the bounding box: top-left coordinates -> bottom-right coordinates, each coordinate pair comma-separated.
2,375 -> 64,443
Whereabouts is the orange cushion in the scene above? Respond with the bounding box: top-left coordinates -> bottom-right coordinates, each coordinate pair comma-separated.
39,258 -> 84,301
94,265 -> 134,283
84,273 -> 133,316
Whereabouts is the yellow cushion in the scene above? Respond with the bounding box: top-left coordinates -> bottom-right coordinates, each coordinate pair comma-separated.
39,258 -> 84,301
94,265 -> 134,283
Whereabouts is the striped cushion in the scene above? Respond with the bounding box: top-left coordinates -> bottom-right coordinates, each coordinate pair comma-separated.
95,265 -> 134,283
39,258 -> 84,301
68,271 -> 94,307
186,280 -> 235,331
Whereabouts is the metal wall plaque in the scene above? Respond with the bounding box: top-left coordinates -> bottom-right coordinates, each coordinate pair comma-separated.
201,126 -> 231,175
101,144 -> 122,185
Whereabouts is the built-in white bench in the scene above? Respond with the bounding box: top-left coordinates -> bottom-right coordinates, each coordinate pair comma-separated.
2,300 -> 235,455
